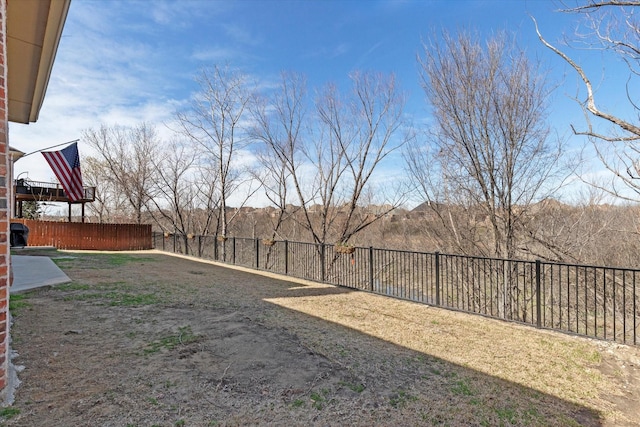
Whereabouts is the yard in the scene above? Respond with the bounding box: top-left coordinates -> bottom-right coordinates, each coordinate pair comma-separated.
3,250 -> 639,426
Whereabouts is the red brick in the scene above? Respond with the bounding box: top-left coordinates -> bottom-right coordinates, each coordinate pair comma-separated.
1,0 -> 9,397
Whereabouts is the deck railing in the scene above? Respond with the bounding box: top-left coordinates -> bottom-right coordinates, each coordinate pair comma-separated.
153,232 -> 639,346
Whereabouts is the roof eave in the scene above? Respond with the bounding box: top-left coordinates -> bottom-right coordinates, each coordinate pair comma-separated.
7,0 -> 71,124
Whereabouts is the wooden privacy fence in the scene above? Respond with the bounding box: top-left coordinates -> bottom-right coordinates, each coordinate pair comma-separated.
12,219 -> 151,250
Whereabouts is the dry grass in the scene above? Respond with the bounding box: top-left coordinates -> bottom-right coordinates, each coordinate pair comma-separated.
6,249 -> 639,426
168,251 -> 639,426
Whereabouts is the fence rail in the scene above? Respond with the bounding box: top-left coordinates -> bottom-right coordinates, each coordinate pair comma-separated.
153,232 -> 639,346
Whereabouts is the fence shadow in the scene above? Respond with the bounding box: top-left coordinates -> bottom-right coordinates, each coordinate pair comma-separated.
171,253 -> 613,426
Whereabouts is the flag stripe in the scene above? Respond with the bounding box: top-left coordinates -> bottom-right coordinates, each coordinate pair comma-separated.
42,142 -> 84,202
43,152 -> 83,200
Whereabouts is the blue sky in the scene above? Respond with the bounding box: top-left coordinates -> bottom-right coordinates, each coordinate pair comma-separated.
10,0 -> 630,206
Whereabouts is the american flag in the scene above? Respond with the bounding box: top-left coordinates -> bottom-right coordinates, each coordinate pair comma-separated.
42,142 -> 84,202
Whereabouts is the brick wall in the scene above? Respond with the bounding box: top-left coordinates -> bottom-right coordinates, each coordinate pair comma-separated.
0,0 -> 8,395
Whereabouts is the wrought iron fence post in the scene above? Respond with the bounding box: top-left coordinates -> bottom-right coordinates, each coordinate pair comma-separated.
198,235 -> 202,258
161,233 -> 165,251
173,233 -> 176,253
222,239 -> 226,263
255,238 -> 260,269
232,237 -> 236,264
369,246 -> 374,292
435,251 -> 441,306
284,240 -> 289,275
214,235 -> 218,260
321,243 -> 326,282
536,259 -> 542,328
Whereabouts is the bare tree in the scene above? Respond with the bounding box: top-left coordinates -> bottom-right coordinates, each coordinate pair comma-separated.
144,139 -> 221,254
252,71 -> 409,246
534,1 -> 640,200
147,139 -> 198,236
191,162 -> 221,236
250,72 -> 306,241
83,123 -> 159,224
309,72 -> 409,245
176,65 -> 256,249
407,31 -> 568,259
82,156 -> 130,223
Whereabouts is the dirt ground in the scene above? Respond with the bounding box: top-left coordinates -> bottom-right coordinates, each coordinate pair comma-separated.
3,250 -> 640,426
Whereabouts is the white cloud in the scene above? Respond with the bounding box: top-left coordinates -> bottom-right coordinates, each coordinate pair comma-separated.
191,47 -> 240,63
222,23 -> 262,47
8,0 -> 201,183
332,43 -> 350,58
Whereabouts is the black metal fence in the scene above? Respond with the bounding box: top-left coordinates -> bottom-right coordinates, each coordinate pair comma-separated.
153,232 -> 639,346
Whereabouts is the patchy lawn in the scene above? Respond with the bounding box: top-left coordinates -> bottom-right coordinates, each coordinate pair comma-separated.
5,250 -> 639,426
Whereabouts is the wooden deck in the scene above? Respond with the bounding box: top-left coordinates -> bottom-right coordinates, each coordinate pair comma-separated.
14,179 -> 96,203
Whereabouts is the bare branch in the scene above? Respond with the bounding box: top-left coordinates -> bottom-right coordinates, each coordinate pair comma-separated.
559,1 -> 640,13
410,30 -> 569,259
533,16 -> 640,140
176,65 -> 257,254
252,71 -> 408,245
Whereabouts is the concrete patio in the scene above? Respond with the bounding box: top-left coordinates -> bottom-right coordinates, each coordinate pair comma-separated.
10,255 -> 70,293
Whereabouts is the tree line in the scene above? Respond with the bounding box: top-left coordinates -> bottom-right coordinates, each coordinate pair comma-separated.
72,2 -> 640,266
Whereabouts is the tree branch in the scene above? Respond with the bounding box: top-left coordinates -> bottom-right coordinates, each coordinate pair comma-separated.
532,15 -> 640,140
